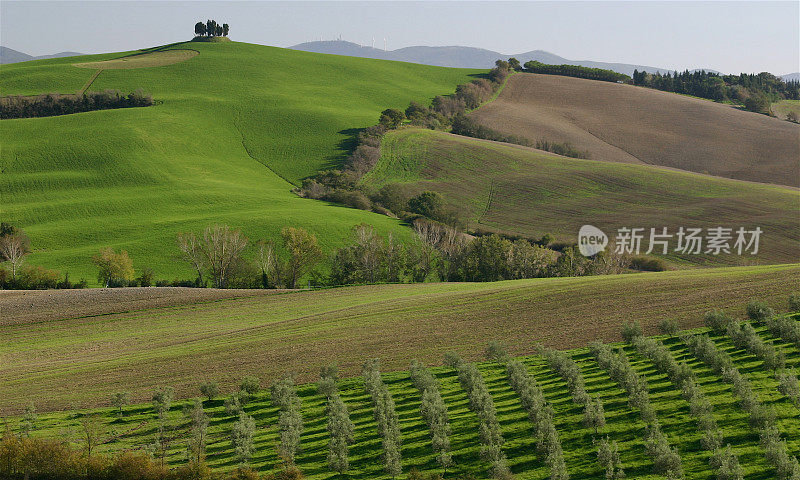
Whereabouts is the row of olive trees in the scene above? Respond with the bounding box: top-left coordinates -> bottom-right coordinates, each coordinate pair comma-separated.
684,334 -> 800,479
271,377 -> 304,465
704,300 -> 799,406
504,359 -> 568,480
626,327 -> 743,479
362,359 -> 403,477
409,360 -> 453,472
318,366 -> 355,474
589,341 -> 684,479
536,345 -> 622,478
445,354 -> 510,479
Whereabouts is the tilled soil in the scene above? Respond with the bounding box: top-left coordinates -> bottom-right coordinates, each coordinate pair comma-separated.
0,287 -> 285,326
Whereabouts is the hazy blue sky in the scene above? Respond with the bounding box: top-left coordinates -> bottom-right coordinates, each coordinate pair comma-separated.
2,1 -> 798,74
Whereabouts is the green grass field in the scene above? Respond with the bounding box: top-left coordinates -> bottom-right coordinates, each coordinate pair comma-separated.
3,264 -> 798,414
11,314 -> 799,479
0,42 -> 479,282
362,128 -> 800,266
771,99 -> 800,121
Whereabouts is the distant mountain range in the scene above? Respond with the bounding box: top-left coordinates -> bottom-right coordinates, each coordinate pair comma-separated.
781,72 -> 800,82
291,40 -> 798,80
0,46 -> 83,64
291,41 -> 680,76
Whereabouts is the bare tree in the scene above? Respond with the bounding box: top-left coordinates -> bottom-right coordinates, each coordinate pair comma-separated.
0,231 -> 30,279
177,232 -> 205,286
177,225 -> 248,288
203,225 -> 248,288
255,239 -> 277,288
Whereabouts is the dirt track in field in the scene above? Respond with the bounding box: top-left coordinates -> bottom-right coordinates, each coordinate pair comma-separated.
470,73 -> 800,187
0,287 -> 286,326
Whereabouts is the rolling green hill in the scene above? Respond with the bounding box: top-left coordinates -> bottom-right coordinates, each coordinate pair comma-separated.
0,42 -> 479,282
362,128 -> 800,266
7,303 -> 800,479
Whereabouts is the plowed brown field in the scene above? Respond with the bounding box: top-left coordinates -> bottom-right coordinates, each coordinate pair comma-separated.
470,73 -> 800,186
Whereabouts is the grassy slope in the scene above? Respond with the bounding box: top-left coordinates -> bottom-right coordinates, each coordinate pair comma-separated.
2,264 -> 798,413
771,99 -> 800,121
363,128 -> 800,266
13,319 -> 800,479
468,73 -> 800,187
0,42 -> 479,282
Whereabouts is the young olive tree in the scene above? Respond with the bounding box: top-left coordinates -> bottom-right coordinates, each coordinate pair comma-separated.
231,412 -> 256,466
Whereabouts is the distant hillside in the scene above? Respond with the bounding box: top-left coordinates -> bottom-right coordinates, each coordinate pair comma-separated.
0,46 -> 83,64
782,72 -> 800,82
290,40 -> 678,75
469,73 -> 800,187
363,129 -> 800,266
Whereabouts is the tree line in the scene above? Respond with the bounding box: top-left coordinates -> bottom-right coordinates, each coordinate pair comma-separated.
632,69 -> 799,115
194,20 -> 229,38
1,89 -> 153,119
0,217 -> 662,291
522,60 -> 630,83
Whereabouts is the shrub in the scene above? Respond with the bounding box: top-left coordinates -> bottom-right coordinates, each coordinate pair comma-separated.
621,321 -> 643,343
658,319 -> 679,337
484,340 -> 508,362
704,310 -> 731,334
231,412 -> 256,465
597,436 -> 625,479
239,376 -> 260,395
746,300 -> 774,322
789,293 -> 800,313
630,256 -> 669,272
776,369 -> 800,407
200,381 -> 219,401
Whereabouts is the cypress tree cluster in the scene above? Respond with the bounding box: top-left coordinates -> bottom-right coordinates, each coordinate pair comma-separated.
363,359 -> 402,477
684,334 -> 800,480
270,376 -> 304,465
447,354 -> 510,479
505,360 -> 568,480
409,360 -> 453,472
318,366 -> 354,474
629,331 -> 742,479
590,341 -> 684,479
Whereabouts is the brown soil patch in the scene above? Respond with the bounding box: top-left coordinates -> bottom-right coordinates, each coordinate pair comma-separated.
0,287 -> 286,326
73,49 -> 198,70
470,73 -> 800,186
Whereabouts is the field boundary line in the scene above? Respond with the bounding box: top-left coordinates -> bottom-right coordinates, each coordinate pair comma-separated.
233,112 -> 298,187
79,69 -> 103,94
478,177 -> 496,225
